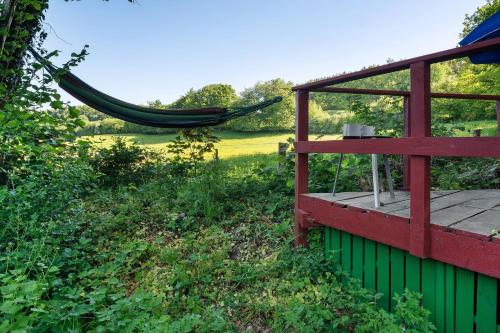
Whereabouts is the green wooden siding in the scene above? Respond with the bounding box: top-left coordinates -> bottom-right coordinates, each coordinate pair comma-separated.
352,235 -> 364,281
364,239 -> 376,290
341,231 -> 352,274
377,244 -> 390,310
324,227 -> 499,333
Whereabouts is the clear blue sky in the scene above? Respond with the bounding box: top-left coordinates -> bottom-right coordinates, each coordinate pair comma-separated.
44,0 -> 484,105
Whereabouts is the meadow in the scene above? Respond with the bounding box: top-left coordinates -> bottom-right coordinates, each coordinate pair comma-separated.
84,131 -> 340,158
444,119 -> 498,136
83,118 -> 498,160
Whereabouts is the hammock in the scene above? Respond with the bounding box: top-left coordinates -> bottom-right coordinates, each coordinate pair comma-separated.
30,48 -> 282,128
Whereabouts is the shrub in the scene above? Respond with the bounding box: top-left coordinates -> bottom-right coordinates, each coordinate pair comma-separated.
167,128 -> 220,175
89,137 -> 165,186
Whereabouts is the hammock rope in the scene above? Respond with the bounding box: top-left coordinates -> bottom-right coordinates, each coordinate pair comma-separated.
29,48 -> 282,128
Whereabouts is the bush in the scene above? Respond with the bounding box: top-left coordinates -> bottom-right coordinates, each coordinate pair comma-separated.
89,137 -> 165,186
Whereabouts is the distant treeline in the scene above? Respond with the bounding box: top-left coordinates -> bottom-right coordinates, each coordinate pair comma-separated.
75,52 -> 499,135
76,79 -> 348,135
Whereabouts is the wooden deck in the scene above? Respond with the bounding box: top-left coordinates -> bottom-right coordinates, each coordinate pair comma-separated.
306,190 -> 500,238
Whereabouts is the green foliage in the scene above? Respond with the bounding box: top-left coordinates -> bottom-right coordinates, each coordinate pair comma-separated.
78,117 -> 179,136
171,84 -> 238,109
228,79 -> 295,131
348,96 -> 404,136
167,128 -> 220,173
0,0 -> 49,106
431,157 -> 500,190
76,104 -> 110,121
1,144 -> 437,332
0,0 -> 90,188
392,290 -> 436,333
89,137 -> 164,186
0,271 -> 48,333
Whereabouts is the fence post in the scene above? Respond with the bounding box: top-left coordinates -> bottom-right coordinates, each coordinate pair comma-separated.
278,142 -> 288,156
295,90 -> 309,247
409,61 -> 431,258
277,142 -> 288,172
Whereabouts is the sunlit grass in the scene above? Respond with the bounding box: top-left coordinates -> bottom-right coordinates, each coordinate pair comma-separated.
444,120 -> 498,137
84,131 -> 340,158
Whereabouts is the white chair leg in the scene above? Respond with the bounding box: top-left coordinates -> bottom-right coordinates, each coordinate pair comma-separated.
371,154 -> 380,208
332,153 -> 344,196
383,155 -> 395,199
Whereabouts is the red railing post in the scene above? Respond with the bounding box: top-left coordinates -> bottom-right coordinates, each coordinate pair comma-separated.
403,96 -> 411,191
409,61 -> 431,258
295,90 -> 309,247
496,100 -> 500,135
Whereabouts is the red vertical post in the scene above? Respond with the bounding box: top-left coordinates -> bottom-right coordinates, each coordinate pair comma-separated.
496,100 -> 500,136
295,90 -> 309,247
409,61 -> 431,258
403,96 -> 411,191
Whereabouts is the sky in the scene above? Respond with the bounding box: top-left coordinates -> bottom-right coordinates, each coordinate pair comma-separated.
43,0 -> 484,105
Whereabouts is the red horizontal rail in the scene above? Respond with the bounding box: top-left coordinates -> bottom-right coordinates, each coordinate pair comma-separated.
299,195 -> 410,250
292,37 -> 500,91
295,137 -> 500,157
313,87 -> 409,96
432,92 -> 500,101
311,87 -> 500,101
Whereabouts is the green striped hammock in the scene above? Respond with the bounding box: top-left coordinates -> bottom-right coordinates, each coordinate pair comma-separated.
30,49 -> 282,128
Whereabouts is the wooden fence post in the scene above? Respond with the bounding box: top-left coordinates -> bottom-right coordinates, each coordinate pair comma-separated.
278,142 -> 288,156
295,90 -> 309,247
277,142 -> 289,173
409,61 -> 431,258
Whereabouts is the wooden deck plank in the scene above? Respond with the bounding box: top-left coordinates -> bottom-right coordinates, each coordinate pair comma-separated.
451,210 -> 500,236
430,205 -> 486,227
346,190 -> 460,215
461,196 -> 500,210
390,190 -> 495,218
339,191 -> 408,206
390,190 -> 473,217
306,192 -> 372,202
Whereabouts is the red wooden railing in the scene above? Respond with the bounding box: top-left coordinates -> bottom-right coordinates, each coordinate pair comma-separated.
293,37 -> 500,261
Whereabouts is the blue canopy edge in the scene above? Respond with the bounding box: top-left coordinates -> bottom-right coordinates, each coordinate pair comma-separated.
459,10 -> 500,64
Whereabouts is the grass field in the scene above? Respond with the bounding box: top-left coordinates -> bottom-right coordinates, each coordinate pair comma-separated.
445,120 -> 498,137
84,119 -> 498,159
85,131 -> 340,158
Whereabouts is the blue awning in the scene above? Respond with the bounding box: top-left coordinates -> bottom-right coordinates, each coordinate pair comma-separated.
459,10 -> 500,64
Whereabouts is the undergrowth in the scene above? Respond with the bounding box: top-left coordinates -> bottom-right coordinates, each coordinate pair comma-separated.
0,139 -> 437,332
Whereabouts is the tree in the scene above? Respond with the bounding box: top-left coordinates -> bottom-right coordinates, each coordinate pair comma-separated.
229,79 -> 295,131
76,104 -> 110,121
171,84 -> 238,109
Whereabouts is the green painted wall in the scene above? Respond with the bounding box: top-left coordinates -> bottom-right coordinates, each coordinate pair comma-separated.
324,227 -> 499,333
